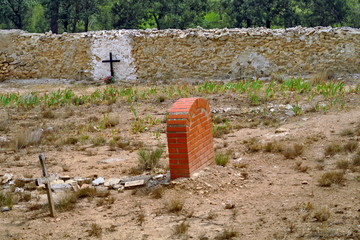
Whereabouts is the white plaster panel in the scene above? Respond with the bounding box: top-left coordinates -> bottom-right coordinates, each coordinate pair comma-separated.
91,34 -> 137,81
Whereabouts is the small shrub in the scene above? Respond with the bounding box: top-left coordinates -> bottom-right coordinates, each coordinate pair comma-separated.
212,121 -> 231,138
0,192 -> 13,209
88,223 -> 102,238
150,186 -> 164,199
14,179 -> 25,188
245,138 -> 262,153
352,151 -> 360,166
263,141 -> 283,153
138,148 -> 163,170
215,152 -> 230,167
19,192 -> 31,202
91,136 -> 106,146
63,137 -> 78,145
136,212 -> 145,226
13,128 -> 42,150
343,141 -> 358,152
324,142 -> 342,156
76,188 -> 97,199
336,160 -> 350,170
166,198 -> 184,214
214,228 -> 238,240
318,171 -> 345,187
28,203 -> 43,211
313,208 -> 331,222
41,110 -> 55,119
55,193 -> 78,212
283,143 -> 303,159
294,161 -> 310,173
340,128 -> 354,137
102,114 -> 119,128
172,222 -> 189,236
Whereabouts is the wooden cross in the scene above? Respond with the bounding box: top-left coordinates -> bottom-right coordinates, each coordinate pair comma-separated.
102,52 -> 120,77
37,154 -> 56,217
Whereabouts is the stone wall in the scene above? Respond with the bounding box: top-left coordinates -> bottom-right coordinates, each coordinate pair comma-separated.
0,27 -> 359,82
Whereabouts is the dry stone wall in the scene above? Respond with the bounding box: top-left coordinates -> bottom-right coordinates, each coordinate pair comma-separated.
0,27 -> 359,82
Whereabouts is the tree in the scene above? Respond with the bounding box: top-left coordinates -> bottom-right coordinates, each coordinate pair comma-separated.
0,0 -> 36,29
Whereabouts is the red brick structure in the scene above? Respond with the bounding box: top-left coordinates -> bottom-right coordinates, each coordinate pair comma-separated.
167,98 -> 215,179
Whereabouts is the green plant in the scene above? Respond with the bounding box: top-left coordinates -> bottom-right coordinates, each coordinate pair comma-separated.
215,152 -> 230,167
0,192 -> 14,209
138,148 -> 163,170
212,120 -> 231,138
91,136 -> 106,146
318,171 -> 345,187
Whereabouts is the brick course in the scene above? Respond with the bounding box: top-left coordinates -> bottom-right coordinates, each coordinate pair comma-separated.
167,98 -> 214,179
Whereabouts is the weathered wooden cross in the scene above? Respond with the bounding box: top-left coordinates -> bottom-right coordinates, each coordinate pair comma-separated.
102,52 -> 120,77
36,154 -> 56,217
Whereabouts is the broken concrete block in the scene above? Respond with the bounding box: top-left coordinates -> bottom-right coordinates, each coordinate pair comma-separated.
124,179 -> 145,188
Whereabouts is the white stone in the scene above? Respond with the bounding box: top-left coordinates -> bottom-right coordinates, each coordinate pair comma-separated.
124,180 -> 145,188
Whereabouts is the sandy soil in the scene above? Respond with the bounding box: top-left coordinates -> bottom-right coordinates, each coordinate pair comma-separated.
0,79 -> 359,240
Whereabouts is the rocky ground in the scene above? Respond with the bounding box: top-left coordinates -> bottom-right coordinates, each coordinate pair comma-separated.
0,78 -> 359,240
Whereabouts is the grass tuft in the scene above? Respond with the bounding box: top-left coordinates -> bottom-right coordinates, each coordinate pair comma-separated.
283,143 -> 303,159
215,152 -> 230,167
138,147 -> 163,170
165,198 -> 184,214
318,171 -> 345,187
88,223 -> 102,238
172,221 -> 189,236
214,228 -> 239,240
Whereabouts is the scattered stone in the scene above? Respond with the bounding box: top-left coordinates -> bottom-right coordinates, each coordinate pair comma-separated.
1,173 -> 13,184
19,178 -> 35,183
275,128 -> 288,133
152,174 -> 165,180
2,207 -> 10,212
104,178 -> 121,187
51,179 -> 65,185
100,158 -> 125,163
92,177 -> 105,186
60,176 -> 71,181
124,179 -> 145,188
301,181 -> 309,185
95,186 -> 108,192
51,183 -> 72,192
14,187 -> 24,193
74,177 -> 92,185
81,183 -> 90,189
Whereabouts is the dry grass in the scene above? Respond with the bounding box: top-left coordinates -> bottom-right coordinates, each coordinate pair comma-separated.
165,198 -> 184,214
263,141 -> 283,153
324,142 -> 343,156
102,114 -> 119,128
13,128 -> 43,150
150,186 -> 165,199
318,171 -> 345,187
55,193 -> 78,212
41,109 -> 55,119
340,128 -> 354,137
336,160 -> 350,170
172,221 -> 189,236
0,111 -> 9,132
352,151 -> 360,166
294,161 -> 310,173
283,143 -> 303,159
343,140 -> 358,152
138,147 -> 163,170
245,137 -> 262,153
310,71 -> 332,85
313,207 -> 331,222
214,228 -> 238,240
88,223 -> 102,238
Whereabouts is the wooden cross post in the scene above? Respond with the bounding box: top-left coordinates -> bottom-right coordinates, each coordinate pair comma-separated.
39,154 -> 56,217
102,52 -> 120,77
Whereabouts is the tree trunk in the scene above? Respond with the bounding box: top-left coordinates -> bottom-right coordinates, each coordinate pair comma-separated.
50,1 -> 60,33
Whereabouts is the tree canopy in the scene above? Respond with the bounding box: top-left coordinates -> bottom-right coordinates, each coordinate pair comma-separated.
0,0 -> 359,33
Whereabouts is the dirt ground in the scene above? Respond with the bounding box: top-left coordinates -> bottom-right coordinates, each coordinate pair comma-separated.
0,78 -> 359,240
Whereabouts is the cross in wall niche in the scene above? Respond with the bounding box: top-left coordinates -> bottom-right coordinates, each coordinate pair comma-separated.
102,52 -> 120,77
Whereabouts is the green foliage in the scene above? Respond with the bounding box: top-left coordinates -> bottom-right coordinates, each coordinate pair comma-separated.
138,147 -> 163,170
215,152 -> 230,167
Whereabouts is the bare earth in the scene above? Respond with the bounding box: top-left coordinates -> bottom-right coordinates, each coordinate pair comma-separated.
0,79 -> 359,240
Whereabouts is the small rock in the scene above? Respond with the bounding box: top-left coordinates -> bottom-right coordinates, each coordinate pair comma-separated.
104,178 -> 121,187
2,207 -> 10,212
60,176 -> 71,181
117,185 -> 125,193
275,128 -> 287,133
301,181 -> 309,185
1,173 -> 13,184
153,174 -> 164,180
51,183 -> 72,192
92,177 -> 105,186
124,179 -> 145,188
101,158 -> 125,163
14,187 -> 24,193
81,183 -> 90,189
51,179 -> 65,185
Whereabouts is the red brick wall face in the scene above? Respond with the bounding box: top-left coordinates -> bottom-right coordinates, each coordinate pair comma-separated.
167,98 -> 215,179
